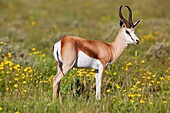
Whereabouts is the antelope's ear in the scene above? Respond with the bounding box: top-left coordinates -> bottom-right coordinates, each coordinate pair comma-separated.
120,19 -> 126,27
133,19 -> 142,28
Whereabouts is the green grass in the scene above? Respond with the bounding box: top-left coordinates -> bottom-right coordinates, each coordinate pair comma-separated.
0,0 -> 170,113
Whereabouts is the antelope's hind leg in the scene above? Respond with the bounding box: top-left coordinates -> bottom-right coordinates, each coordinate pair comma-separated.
53,64 -> 62,101
53,72 -> 62,102
53,64 -> 74,102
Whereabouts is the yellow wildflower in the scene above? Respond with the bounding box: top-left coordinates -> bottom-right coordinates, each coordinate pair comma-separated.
0,41 -> 4,45
135,94 -> 141,97
89,71 -> 95,75
131,88 -> 134,91
0,66 -> 4,70
144,34 -> 153,39
141,60 -> 145,64
14,111 -> 20,113
9,67 -> 13,71
147,76 -> 151,80
140,99 -> 145,104
151,80 -> 155,83
127,62 -> 132,66
34,51 -> 40,55
160,77 -> 164,80
22,81 -> 26,84
149,102 -> 153,105
0,107 -> 2,111
6,87 -> 9,91
78,111 -> 82,113
163,101 -> 167,104
105,70 -> 108,74
86,74 -> 90,77
8,52 -> 12,58
15,74 -> 19,77
73,67 -> 77,70
149,83 -> 152,86
141,83 -> 145,86
14,84 -> 18,88
28,69 -> 33,73
82,80 -> 86,83
41,54 -> 46,57
128,94 -> 134,98
21,74 -> 25,79
152,75 -> 156,78
13,64 -> 20,70
123,89 -> 126,92
31,48 -> 36,51
93,74 -> 96,78
133,85 -> 137,88
9,61 -> 13,67
23,89 -> 27,93
133,78 -> 136,80
157,81 -> 160,84
31,20 -> 36,26
106,89 -> 110,93
125,67 -> 128,71
130,99 -> 134,104
137,81 -> 141,84
116,84 -> 120,89
14,78 -> 19,81
142,75 -> 145,79
15,89 -> 18,92
167,76 -> 170,81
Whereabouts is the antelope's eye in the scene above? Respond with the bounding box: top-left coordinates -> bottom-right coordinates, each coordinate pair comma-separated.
126,30 -> 129,34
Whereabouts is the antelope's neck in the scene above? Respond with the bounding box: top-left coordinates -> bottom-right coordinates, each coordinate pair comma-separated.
110,30 -> 127,63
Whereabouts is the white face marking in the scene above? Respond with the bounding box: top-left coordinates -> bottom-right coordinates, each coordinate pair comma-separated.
124,28 -> 140,45
75,51 -> 99,69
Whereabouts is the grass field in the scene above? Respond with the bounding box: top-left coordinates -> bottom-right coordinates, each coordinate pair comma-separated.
0,0 -> 170,113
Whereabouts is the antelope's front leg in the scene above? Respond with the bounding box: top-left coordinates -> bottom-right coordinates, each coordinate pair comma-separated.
96,64 -> 104,100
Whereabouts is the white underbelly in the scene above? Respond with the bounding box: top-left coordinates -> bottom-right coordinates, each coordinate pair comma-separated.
74,51 -> 99,69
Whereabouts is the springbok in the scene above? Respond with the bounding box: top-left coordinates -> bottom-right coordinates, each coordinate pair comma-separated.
53,5 -> 141,100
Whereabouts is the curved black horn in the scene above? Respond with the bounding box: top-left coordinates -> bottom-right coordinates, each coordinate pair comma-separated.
119,6 -> 128,23
119,6 -> 130,27
125,6 -> 133,26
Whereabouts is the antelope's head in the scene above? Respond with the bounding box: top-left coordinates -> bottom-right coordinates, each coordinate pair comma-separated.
119,5 -> 142,45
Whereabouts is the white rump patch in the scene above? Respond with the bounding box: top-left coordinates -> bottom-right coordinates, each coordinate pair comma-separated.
53,41 -> 62,62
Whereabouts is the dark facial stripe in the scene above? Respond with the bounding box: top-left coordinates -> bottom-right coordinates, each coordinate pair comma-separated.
126,30 -> 135,42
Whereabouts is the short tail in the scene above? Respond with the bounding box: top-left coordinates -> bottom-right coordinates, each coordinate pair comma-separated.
56,50 -> 64,75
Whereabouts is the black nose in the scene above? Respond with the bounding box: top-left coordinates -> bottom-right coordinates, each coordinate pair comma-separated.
136,40 -> 140,44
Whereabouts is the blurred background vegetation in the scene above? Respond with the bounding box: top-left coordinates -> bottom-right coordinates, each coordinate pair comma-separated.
0,0 -> 169,53
0,0 -> 170,112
